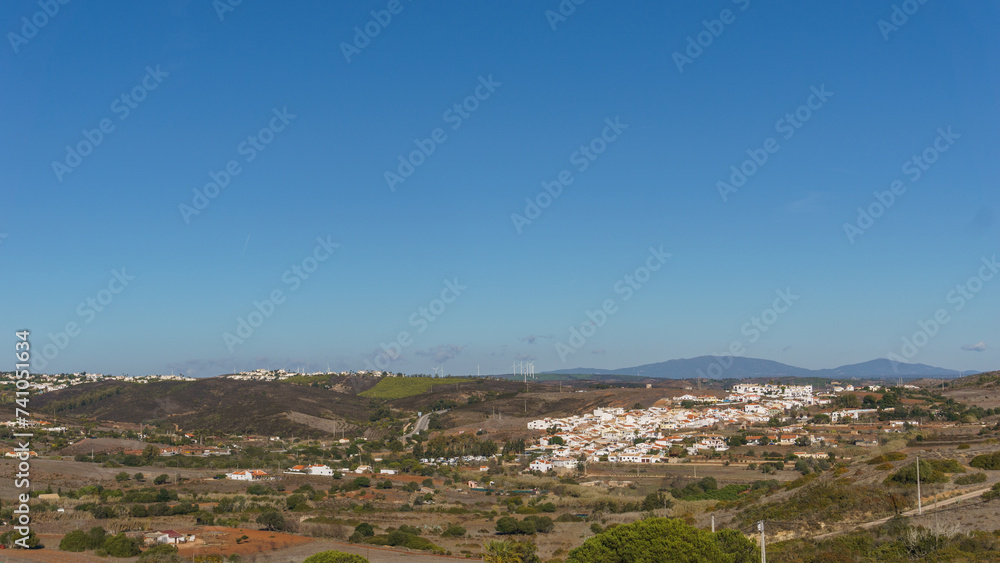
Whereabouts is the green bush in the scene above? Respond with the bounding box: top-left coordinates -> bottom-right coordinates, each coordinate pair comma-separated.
927,459 -> 965,473
885,460 -> 950,485
103,533 -> 141,557
137,543 -> 180,562
59,526 -> 107,552
303,550 -> 369,563
567,517 -> 756,562
954,472 -> 987,485
983,483 -> 1000,501
246,484 -> 276,495
970,451 -> 1000,470
354,522 -> 375,538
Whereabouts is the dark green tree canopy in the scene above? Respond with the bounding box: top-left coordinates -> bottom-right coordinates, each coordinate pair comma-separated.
567,517 -> 758,563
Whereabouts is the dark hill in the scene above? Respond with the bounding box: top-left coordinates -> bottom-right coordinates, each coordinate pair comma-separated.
547,356 -> 965,379
33,378 -> 371,438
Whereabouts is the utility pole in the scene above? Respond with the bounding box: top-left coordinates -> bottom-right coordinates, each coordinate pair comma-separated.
758,521 -> 766,563
711,514 -> 715,533
916,455 -> 922,515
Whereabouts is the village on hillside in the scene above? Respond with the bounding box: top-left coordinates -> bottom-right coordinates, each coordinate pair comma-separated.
521,383 -> 915,471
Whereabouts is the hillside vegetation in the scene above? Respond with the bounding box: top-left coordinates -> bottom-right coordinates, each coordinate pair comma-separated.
359,376 -> 476,399
33,379 -> 370,437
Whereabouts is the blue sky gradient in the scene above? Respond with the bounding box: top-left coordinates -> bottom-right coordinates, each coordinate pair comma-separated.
2,1 -> 998,376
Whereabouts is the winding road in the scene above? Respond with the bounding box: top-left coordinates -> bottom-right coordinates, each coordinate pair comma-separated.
403,409 -> 447,439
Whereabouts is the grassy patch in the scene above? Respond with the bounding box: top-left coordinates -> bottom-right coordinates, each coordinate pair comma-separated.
360,377 -> 474,399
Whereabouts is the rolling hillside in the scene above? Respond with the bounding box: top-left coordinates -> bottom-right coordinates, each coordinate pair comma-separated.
33,378 -> 372,437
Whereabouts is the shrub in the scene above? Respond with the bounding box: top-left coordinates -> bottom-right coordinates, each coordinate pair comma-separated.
567,517 -> 755,562
303,551 -> 370,563
885,460 -> 949,486
137,544 -> 179,561
354,523 -> 375,538
286,493 -> 309,511
59,530 -> 91,552
246,484 -> 275,496
153,474 -> 169,485
103,533 -> 141,557
982,483 -> 1000,501
927,459 -> 965,474
970,451 -> 1000,470
954,472 -> 987,485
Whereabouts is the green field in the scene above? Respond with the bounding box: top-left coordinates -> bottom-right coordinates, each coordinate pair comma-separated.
359,376 -> 474,399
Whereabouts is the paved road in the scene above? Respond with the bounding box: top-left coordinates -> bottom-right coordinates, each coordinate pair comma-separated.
811,486 -> 993,540
403,410 -> 447,439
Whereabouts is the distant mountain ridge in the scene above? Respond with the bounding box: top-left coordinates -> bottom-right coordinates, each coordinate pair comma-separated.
546,356 -> 970,379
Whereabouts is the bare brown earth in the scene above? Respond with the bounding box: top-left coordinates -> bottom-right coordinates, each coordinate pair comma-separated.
285,412 -> 357,435
57,438 -> 157,457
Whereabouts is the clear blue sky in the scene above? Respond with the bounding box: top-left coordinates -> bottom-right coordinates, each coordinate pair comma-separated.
2,1 -> 997,377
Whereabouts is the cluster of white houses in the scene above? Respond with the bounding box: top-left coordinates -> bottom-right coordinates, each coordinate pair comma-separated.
222,368 -> 399,381
225,463 -> 404,481
524,385 -> 837,470
0,372 -> 194,394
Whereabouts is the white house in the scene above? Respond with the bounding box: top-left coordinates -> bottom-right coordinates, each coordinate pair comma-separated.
529,459 -> 553,472
226,470 -> 268,481
551,457 -> 578,469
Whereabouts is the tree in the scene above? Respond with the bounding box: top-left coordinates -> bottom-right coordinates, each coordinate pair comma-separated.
103,533 -> 141,557
153,474 -> 169,485
115,471 -> 130,482
0,529 -> 40,549
839,394 -> 861,409
496,516 -> 519,534
483,539 -> 541,563
286,493 -> 308,510
303,551 -> 370,563
142,444 -> 161,463
567,517 -> 759,563
641,491 -> 672,512
354,522 -> 375,538
134,472 -> 145,481
256,510 -> 288,532
59,530 -> 91,552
